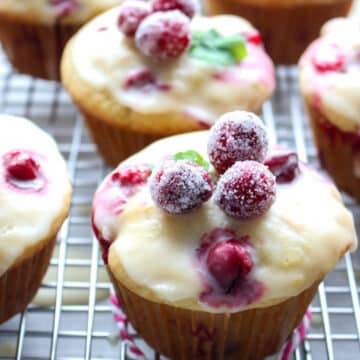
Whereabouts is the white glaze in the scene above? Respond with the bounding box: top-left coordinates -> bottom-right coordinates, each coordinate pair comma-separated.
93,131 -> 357,312
0,0 -> 120,24
300,18 -> 360,132
0,115 -> 71,276
71,9 -> 275,125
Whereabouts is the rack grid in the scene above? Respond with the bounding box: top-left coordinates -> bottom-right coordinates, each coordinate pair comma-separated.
0,49 -> 359,360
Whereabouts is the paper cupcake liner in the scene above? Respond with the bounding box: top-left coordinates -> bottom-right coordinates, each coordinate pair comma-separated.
80,110 -> 163,168
0,14 -> 80,80
206,0 -> 353,64
109,288 -> 312,360
0,235 -> 57,323
305,104 -> 360,201
109,266 -> 319,360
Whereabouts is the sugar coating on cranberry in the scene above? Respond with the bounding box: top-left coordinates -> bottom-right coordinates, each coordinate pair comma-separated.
3,151 -> 40,181
214,161 -> 276,220
206,239 -> 253,291
313,43 -> 345,72
117,1 -> 151,37
152,0 -> 198,18
207,111 -> 269,174
149,160 -> 213,214
265,150 -> 299,184
135,10 -> 191,61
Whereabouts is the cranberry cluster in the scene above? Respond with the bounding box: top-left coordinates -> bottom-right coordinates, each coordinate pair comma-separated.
118,0 -> 197,61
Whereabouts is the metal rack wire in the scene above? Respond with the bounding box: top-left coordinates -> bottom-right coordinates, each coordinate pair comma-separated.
0,50 -> 359,359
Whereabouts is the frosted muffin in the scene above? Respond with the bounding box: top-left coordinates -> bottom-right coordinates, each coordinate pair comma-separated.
206,0 -> 353,64
0,115 -> 72,323
62,2 -> 275,167
92,111 -> 356,359
0,0 -> 121,80
300,18 -> 360,201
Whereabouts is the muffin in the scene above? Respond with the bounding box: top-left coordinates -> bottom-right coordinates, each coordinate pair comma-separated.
62,1 -> 275,167
92,111 -> 356,359
0,115 -> 72,323
300,18 -> 360,201
206,0 -> 353,64
0,0 -> 121,80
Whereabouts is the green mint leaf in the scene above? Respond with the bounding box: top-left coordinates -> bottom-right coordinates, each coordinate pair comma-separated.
173,150 -> 210,170
189,29 -> 247,66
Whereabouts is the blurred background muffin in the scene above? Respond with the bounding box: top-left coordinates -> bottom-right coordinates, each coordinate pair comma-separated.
205,0 -> 354,64
0,0 -> 121,80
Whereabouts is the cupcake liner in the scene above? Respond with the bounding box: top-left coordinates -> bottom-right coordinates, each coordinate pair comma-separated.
80,109 -> 163,168
0,14 -> 80,80
305,104 -> 360,201
109,266 -> 319,360
0,235 -> 57,323
206,0 -> 353,64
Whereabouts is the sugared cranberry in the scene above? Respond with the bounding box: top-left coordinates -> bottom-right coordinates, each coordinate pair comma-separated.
117,1 -> 151,37
111,164 -> 151,186
245,32 -> 262,46
214,161 -> 276,220
265,150 -> 299,183
313,44 -> 345,72
206,240 -> 253,291
124,69 -> 171,92
152,0 -> 197,19
50,0 -> 79,18
135,10 -> 191,61
207,111 -> 269,174
3,151 -> 40,181
149,160 -> 213,214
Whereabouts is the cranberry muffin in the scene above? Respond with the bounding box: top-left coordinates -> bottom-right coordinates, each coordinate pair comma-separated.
300,18 -> 360,201
92,111 -> 356,359
62,1 -> 275,167
0,0 -> 121,80
206,0 -> 353,64
0,115 -> 72,323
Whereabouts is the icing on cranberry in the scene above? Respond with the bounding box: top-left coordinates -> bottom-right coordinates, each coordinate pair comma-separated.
149,160 -> 213,214
152,0 -> 197,19
92,164 -> 152,263
2,150 -> 45,192
313,44 -> 345,72
207,111 -> 268,174
124,70 -> 171,92
49,0 -> 79,18
196,228 -> 264,308
135,11 -> 191,61
118,1 -> 151,37
265,149 -> 300,183
214,161 -> 276,220
245,32 -> 262,46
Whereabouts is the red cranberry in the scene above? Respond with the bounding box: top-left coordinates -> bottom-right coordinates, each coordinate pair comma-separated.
152,0 -> 197,18
207,111 -> 269,174
214,161 -> 276,220
124,69 -> 171,92
313,44 -> 345,72
206,240 -> 253,291
265,150 -> 299,183
3,151 -> 40,181
111,164 -> 151,186
149,160 -> 214,214
245,32 -> 262,46
135,10 -> 191,61
50,0 -> 79,18
117,1 -> 151,37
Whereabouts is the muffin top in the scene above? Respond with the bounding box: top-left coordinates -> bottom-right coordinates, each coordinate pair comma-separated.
0,115 -> 72,276
62,6 -> 275,135
92,112 -> 356,313
300,18 -> 360,132
0,0 -> 120,24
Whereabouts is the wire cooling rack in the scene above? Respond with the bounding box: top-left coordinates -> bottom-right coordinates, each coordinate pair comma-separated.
0,50 -> 359,360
